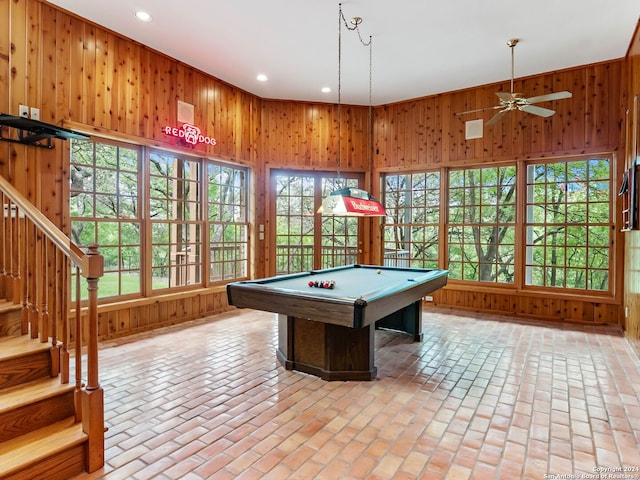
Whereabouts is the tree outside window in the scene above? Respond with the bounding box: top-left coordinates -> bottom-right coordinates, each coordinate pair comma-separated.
274,172 -> 359,275
70,139 -> 249,299
208,163 -> 248,281
383,172 -> 440,269
149,151 -> 202,290
447,165 -> 516,283
70,140 -> 142,298
382,156 -> 613,294
525,159 -> 611,291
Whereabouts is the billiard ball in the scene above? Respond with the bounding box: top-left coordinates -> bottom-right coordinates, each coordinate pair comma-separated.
376,269 -> 381,274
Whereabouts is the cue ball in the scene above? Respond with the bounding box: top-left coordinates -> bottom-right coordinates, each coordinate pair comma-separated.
376,269 -> 381,274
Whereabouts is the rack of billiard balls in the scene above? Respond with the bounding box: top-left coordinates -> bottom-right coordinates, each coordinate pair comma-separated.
308,279 -> 335,289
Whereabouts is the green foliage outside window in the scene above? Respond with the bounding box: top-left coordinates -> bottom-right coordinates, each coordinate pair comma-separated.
70,140 -> 142,298
384,172 -> 440,269
448,165 -> 516,283
320,177 -> 359,269
381,157 -> 612,293
70,139 -> 249,299
525,159 -> 611,291
274,173 -> 359,274
208,164 -> 248,281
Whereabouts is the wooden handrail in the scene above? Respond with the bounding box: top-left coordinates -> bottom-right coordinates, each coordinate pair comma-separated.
0,175 -> 93,275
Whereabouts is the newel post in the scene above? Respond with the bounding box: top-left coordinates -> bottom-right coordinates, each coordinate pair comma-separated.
81,244 -> 105,472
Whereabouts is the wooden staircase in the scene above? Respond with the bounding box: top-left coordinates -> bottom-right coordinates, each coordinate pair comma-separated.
0,175 -> 105,478
0,303 -> 91,480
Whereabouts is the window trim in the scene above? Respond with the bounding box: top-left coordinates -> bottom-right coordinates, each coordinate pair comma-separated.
70,137 -> 251,302
271,169 -> 364,275
380,153 -> 617,300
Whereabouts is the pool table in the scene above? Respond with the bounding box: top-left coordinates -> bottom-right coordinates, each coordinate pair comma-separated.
226,264 -> 448,381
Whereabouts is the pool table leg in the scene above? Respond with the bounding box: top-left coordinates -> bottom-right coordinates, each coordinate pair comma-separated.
375,300 -> 423,342
276,314 -> 377,381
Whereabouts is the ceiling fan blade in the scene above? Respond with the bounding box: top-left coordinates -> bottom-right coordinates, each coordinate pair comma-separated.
526,91 -> 572,104
519,104 -> 556,117
455,105 -> 502,116
486,109 -> 508,126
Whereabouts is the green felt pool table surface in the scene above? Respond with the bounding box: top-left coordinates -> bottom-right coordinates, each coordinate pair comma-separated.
243,264 -> 445,301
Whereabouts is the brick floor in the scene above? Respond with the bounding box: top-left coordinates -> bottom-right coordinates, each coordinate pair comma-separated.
71,308 -> 640,479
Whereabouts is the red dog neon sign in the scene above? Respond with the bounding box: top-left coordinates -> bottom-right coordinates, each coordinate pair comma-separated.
163,123 -> 217,146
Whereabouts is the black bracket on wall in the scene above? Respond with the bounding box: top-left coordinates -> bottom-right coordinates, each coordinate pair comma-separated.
0,113 -> 89,149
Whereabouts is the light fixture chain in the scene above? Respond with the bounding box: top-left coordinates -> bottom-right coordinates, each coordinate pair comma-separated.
368,35 -> 373,193
369,36 -> 372,108
510,43 -> 515,93
336,3 -> 373,182
337,3 -> 343,179
339,5 -> 371,46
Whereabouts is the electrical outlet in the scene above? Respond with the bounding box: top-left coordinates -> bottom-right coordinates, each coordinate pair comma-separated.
19,104 -> 29,118
30,107 -> 40,120
423,295 -> 433,302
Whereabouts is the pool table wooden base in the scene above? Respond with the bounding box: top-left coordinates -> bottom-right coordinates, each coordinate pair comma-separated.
276,299 -> 422,381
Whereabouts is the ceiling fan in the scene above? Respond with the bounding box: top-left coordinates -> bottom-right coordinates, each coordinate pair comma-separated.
456,38 -> 572,126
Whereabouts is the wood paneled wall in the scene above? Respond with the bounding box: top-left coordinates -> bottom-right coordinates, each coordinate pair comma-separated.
0,0 -> 632,339
623,20 -> 640,355
375,64 -> 623,168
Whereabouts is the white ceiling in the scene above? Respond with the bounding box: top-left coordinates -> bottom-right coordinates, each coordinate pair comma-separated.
47,0 -> 639,106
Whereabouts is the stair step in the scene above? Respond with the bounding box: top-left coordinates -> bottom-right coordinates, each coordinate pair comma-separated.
0,377 -> 74,414
0,417 -> 87,479
0,301 -> 22,337
0,300 -> 21,315
0,336 -> 50,362
0,337 -> 52,390
0,377 -> 76,443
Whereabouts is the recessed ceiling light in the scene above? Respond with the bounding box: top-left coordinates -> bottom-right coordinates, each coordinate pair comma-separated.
256,74 -> 268,82
321,87 -> 331,93
135,11 -> 152,22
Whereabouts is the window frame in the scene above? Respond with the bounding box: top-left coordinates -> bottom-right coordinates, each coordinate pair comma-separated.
69,137 -> 250,302
383,171 -> 441,269
69,138 -> 144,300
272,170 -> 363,275
380,153 -> 616,299
522,157 -> 614,295
146,149 -> 203,292
446,163 -> 517,284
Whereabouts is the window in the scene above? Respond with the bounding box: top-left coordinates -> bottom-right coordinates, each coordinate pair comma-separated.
207,163 -> 248,281
70,140 -> 142,297
275,175 -> 315,273
274,173 -> 359,275
447,166 -> 517,283
381,155 -> 614,295
525,158 -> 612,291
149,151 -> 202,290
70,138 -> 249,299
383,172 -> 440,268
320,177 -> 359,269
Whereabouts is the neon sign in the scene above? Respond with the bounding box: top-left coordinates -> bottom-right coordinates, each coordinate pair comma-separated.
163,123 -> 216,146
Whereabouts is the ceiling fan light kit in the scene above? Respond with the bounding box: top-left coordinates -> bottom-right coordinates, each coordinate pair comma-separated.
456,38 -> 572,126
